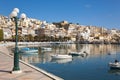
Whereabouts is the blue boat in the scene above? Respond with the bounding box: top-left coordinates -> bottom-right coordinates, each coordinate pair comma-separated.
19,47 -> 38,54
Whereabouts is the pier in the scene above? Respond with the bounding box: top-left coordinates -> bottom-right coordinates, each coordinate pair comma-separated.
0,43 -> 63,80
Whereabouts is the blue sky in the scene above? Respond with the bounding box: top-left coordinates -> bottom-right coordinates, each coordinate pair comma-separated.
0,0 -> 120,29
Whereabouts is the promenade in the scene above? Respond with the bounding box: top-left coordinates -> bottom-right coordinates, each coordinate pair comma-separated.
0,43 -> 63,80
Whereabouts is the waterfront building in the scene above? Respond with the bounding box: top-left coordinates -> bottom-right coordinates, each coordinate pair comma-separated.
0,15 -> 120,43
3,28 -> 12,39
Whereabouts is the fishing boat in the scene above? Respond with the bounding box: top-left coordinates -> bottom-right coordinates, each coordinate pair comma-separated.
19,47 -> 38,53
109,60 -> 120,69
51,54 -> 72,59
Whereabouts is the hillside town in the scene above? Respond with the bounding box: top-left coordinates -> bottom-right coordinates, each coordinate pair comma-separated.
0,15 -> 120,44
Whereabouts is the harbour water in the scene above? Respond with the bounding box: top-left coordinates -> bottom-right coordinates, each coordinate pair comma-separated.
20,44 -> 120,80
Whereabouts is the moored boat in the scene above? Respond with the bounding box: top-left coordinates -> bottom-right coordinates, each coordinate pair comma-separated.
41,47 -> 52,51
51,54 -> 72,59
19,47 -> 38,53
109,62 -> 120,69
51,58 -> 72,64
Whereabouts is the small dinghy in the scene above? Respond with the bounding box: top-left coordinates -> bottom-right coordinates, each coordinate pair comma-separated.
109,60 -> 120,69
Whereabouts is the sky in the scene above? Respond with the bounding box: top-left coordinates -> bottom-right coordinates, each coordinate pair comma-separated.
0,0 -> 120,29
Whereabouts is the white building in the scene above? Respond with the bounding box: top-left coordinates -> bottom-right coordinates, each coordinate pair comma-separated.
80,27 -> 90,40
3,28 -> 12,39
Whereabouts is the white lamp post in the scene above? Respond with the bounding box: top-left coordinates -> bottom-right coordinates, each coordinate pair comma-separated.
20,13 -> 26,19
10,8 -> 26,74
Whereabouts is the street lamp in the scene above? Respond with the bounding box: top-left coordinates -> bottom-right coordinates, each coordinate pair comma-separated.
10,8 -> 26,73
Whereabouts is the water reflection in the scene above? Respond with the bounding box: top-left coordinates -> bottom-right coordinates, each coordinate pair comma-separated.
20,44 -> 120,64
108,69 -> 120,75
51,58 -> 72,64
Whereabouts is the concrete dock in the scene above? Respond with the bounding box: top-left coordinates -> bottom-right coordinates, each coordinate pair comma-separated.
0,43 -> 63,80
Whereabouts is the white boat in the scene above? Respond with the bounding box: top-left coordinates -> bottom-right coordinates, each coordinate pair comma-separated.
51,54 -> 72,59
109,62 -> 120,69
20,47 -> 38,53
41,47 -> 52,51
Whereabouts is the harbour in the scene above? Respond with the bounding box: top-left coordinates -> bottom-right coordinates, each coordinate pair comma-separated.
0,0 -> 120,80
18,43 -> 120,80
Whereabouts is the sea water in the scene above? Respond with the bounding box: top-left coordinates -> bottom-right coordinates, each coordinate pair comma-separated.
20,44 -> 120,80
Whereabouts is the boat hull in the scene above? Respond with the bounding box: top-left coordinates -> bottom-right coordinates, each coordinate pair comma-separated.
19,47 -> 38,54
109,62 -> 120,70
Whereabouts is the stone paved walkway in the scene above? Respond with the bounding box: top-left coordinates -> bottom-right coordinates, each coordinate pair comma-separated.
0,45 -> 63,80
